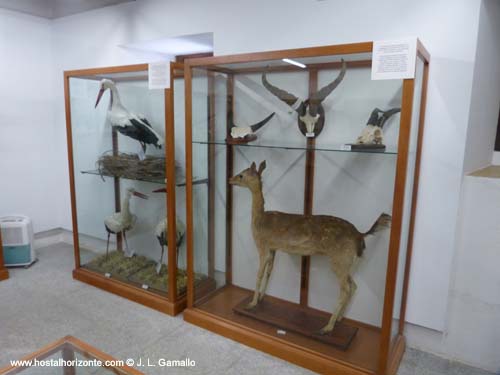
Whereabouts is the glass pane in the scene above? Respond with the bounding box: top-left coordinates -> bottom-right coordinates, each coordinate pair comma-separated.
390,57 -> 425,346
171,67 -> 189,294
69,72 -> 170,298
189,52 -> 404,372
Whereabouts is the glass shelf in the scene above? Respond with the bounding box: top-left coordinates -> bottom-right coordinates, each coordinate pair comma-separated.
81,170 -> 208,186
193,139 -> 398,155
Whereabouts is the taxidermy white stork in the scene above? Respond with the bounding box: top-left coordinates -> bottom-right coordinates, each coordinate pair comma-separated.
104,188 -> 148,259
153,187 -> 186,274
95,79 -> 164,153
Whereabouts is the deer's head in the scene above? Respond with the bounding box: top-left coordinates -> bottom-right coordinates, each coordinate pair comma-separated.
261,59 -> 346,138
229,161 -> 266,191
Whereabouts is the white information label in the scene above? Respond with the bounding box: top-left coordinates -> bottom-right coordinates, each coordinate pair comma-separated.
142,284 -> 149,290
341,144 -> 352,151
371,38 -> 417,80
104,273 -> 111,278
148,61 -> 171,89
277,329 -> 287,335
306,132 -> 315,138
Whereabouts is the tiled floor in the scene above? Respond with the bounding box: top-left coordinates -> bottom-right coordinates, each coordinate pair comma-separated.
0,243 -> 494,375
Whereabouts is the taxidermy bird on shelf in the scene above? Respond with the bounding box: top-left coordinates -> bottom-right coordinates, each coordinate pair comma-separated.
152,187 -> 186,274
95,79 -> 164,153
262,59 -> 347,138
104,188 -> 148,259
355,107 -> 401,147
227,110 -> 276,144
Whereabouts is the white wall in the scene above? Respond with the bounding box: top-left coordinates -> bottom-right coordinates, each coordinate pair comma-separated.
49,0 -> 482,332
463,0 -> 500,174
445,175 -> 500,372
0,9 -> 57,233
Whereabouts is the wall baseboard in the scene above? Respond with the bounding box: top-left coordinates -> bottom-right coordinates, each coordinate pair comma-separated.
34,228 -> 73,249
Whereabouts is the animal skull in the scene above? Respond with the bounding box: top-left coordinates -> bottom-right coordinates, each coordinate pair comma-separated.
231,126 -> 253,139
356,125 -> 383,145
262,59 -> 346,138
355,107 -> 401,146
228,112 -> 275,141
299,108 -> 320,135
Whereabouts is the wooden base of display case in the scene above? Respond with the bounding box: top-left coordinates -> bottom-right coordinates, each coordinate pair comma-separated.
388,335 -> 406,375
184,285 -> 393,375
73,268 -> 216,316
225,135 -> 257,144
233,296 -> 358,350
0,268 -> 8,281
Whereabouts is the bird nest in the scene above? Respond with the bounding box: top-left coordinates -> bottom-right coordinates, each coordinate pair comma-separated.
83,250 -> 206,295
96,152 -> 169,182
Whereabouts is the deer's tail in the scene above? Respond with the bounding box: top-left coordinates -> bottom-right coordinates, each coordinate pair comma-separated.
363,213 -> 392,237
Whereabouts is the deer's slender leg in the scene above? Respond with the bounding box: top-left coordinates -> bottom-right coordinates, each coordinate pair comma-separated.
336,276 -> 357,322
319,275 -> 351,334
246,253 -> 268,309
319,248 -> 356,335
259,250 -> 276,301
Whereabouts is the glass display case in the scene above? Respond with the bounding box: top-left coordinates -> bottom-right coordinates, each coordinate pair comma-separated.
0,230 -> 8,281
183,41 -> 429,374
64,62 -> 215,315
0,336 -> 144,374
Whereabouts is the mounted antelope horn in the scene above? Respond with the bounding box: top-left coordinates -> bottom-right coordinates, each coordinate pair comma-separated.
377,108 -> 401,129
261,59 -> 348,138
228,110 -> 276,143
310,59 -> 347,103
262,70 -> 300,108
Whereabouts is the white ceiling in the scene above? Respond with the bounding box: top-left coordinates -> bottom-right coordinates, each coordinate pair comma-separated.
0,0 -> 135,19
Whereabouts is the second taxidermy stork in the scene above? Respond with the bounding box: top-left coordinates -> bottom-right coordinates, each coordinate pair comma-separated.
95,79 -> 164,153
104,188 -> 148,259
153,187 -> 186,274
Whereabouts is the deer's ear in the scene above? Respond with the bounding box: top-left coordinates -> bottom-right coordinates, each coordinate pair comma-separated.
258,160 -> 267,175
250,162 -> 257,172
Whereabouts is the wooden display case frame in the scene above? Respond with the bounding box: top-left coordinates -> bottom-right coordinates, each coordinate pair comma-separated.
183,41 -> 430,374
0,335 -> 144,374
0,230 -> 9,281
64,61 -> 214,316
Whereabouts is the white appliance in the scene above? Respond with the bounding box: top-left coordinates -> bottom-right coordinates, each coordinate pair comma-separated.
0,215 -> 36,267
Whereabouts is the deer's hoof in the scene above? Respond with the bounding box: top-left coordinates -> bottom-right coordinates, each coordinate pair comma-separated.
317,326 -> 333,336
245,302 -> 257,310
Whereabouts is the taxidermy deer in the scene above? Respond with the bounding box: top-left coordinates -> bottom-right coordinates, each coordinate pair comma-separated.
262,59 -> 347,138
229,161 -> 391,334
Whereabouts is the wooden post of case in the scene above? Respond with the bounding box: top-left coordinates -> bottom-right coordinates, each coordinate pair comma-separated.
112,127 -> 123,252
166,70 -> 178,301
207,72 -> 216,279
185,66 -> 195,308
397,59 -> 429,336
0,230 -> 8,281
64,74 -> 81,269
225,74 -> 235,285
378,78 -> 416,375
299,69 -> 318,306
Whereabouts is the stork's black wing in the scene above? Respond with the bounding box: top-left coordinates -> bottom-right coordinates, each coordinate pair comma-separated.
115,125 -> 142,142
129,118 -> 161,145
138,116 -> 153,128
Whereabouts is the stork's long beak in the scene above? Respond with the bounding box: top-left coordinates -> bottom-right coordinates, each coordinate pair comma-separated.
95,88 -> 105,108
153,187 -> 167,193
133,191 -> 148,199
